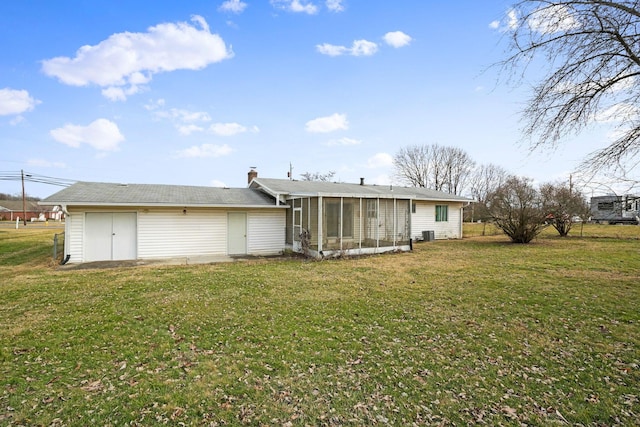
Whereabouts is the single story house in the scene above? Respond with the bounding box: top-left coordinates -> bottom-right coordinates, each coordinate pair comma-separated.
0,200 -> 58,222
39,171 -> 471,264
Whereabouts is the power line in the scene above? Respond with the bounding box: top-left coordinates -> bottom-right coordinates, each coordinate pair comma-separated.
0,171 -> 76,187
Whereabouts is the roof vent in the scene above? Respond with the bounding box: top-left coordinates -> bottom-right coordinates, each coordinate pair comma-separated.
360,177 -> 365,185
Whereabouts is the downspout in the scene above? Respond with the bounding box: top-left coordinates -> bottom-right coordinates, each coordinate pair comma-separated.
359,198 -> 362,249
393,198 -> 397,248
317,196 -> 323,255
61,204 -> 71,263
339,198 -> 343,251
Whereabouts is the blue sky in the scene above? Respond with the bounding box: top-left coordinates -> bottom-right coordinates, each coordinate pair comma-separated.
0,0 -> 609,197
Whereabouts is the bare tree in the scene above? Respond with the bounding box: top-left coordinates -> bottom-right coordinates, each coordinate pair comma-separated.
393,144 -> 475,195
300,171 -> 336,182
442,146 -> 476,195
487,176 -> 548,243
498,1 -> 640,174
466,163 -> 510,222
540,181 -> 589,236
393,145 -> 432,188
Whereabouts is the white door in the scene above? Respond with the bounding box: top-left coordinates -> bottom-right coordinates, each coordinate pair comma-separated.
228,212 -> 247,255
85,213 -> 113,261
85,212 -> 137,261
112,213 -> 137,260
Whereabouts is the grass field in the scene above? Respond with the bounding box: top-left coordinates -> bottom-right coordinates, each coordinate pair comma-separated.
0,225 -> 638,425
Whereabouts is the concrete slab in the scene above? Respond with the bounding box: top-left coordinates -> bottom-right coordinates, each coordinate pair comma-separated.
57,254 -> 290,270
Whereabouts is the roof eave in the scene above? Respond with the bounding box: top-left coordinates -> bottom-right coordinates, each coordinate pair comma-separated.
40,202 -> 288,209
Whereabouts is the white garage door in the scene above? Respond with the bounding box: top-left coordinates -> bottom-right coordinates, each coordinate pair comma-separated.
85,212 -> 137,261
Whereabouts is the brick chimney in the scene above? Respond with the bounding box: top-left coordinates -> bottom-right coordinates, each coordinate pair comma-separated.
248,168 -> 258,184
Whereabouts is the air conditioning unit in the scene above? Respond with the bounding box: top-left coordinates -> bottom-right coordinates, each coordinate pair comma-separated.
422,230 -> 435,242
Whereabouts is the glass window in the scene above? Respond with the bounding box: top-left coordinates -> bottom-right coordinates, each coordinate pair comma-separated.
412,202 -> 417,214
435,205 -> 448,222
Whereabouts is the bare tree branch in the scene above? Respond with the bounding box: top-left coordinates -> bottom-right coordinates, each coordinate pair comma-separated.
393,144 -> 475,194
498,0 -> 640,175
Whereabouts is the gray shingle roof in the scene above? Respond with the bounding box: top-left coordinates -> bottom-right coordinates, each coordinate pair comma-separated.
40,181 -> 281,207
252,178 -> 472,202
0,200 -> 44,211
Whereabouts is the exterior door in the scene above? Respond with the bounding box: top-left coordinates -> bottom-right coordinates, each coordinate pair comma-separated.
228,212 -> 247,255
85,212 -> 137,261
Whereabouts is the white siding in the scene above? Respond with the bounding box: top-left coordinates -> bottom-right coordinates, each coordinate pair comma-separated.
66,210 -> 85,263
247,210 -> 286,255
64,206 -> 287,262
411,201 -> 464,240
138,209 -> 227,259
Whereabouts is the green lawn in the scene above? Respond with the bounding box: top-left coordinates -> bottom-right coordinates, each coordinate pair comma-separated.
0,226 -> 638,425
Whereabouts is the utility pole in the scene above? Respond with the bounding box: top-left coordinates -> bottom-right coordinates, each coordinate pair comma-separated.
569,174 -> 573,195
21,169 -> 27,226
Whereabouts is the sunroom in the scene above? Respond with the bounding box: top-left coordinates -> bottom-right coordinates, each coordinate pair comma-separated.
285,196 -> 411,257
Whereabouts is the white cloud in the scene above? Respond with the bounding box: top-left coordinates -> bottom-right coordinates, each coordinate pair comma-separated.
210,179 -> 227,187
151,106 -> 212,134
50,118 -> 125,152
316,43 -> 349,56
27,158 -> 66,168
176,143 -> 232,158
528,5 -> 579,34
305,113 -> 349,133
177,124 -> 205,135
144,98 -> 166,111
326,137 -> 361,146
351,40 -> 378,56
219,0 -> 248,13
595,103 -> 640,123
507,9 -> 519,30
366,152 -> 393,168
156,108 -> 211,123
370,174 -> 391,185
209,122 -> 248,136
0,88 -> 41,116
41,16 -> 233,101
271,0 -> 318,14
326,0 -> 344,12
383,31 -> 412,48
316,39 -> 378,56
491,9 -> 519,32
9,116 -> 25,126
148,102 -> 258,137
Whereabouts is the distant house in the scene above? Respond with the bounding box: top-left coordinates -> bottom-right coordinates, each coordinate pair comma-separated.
39,171 -> 471,264
0,200 -> 56,222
